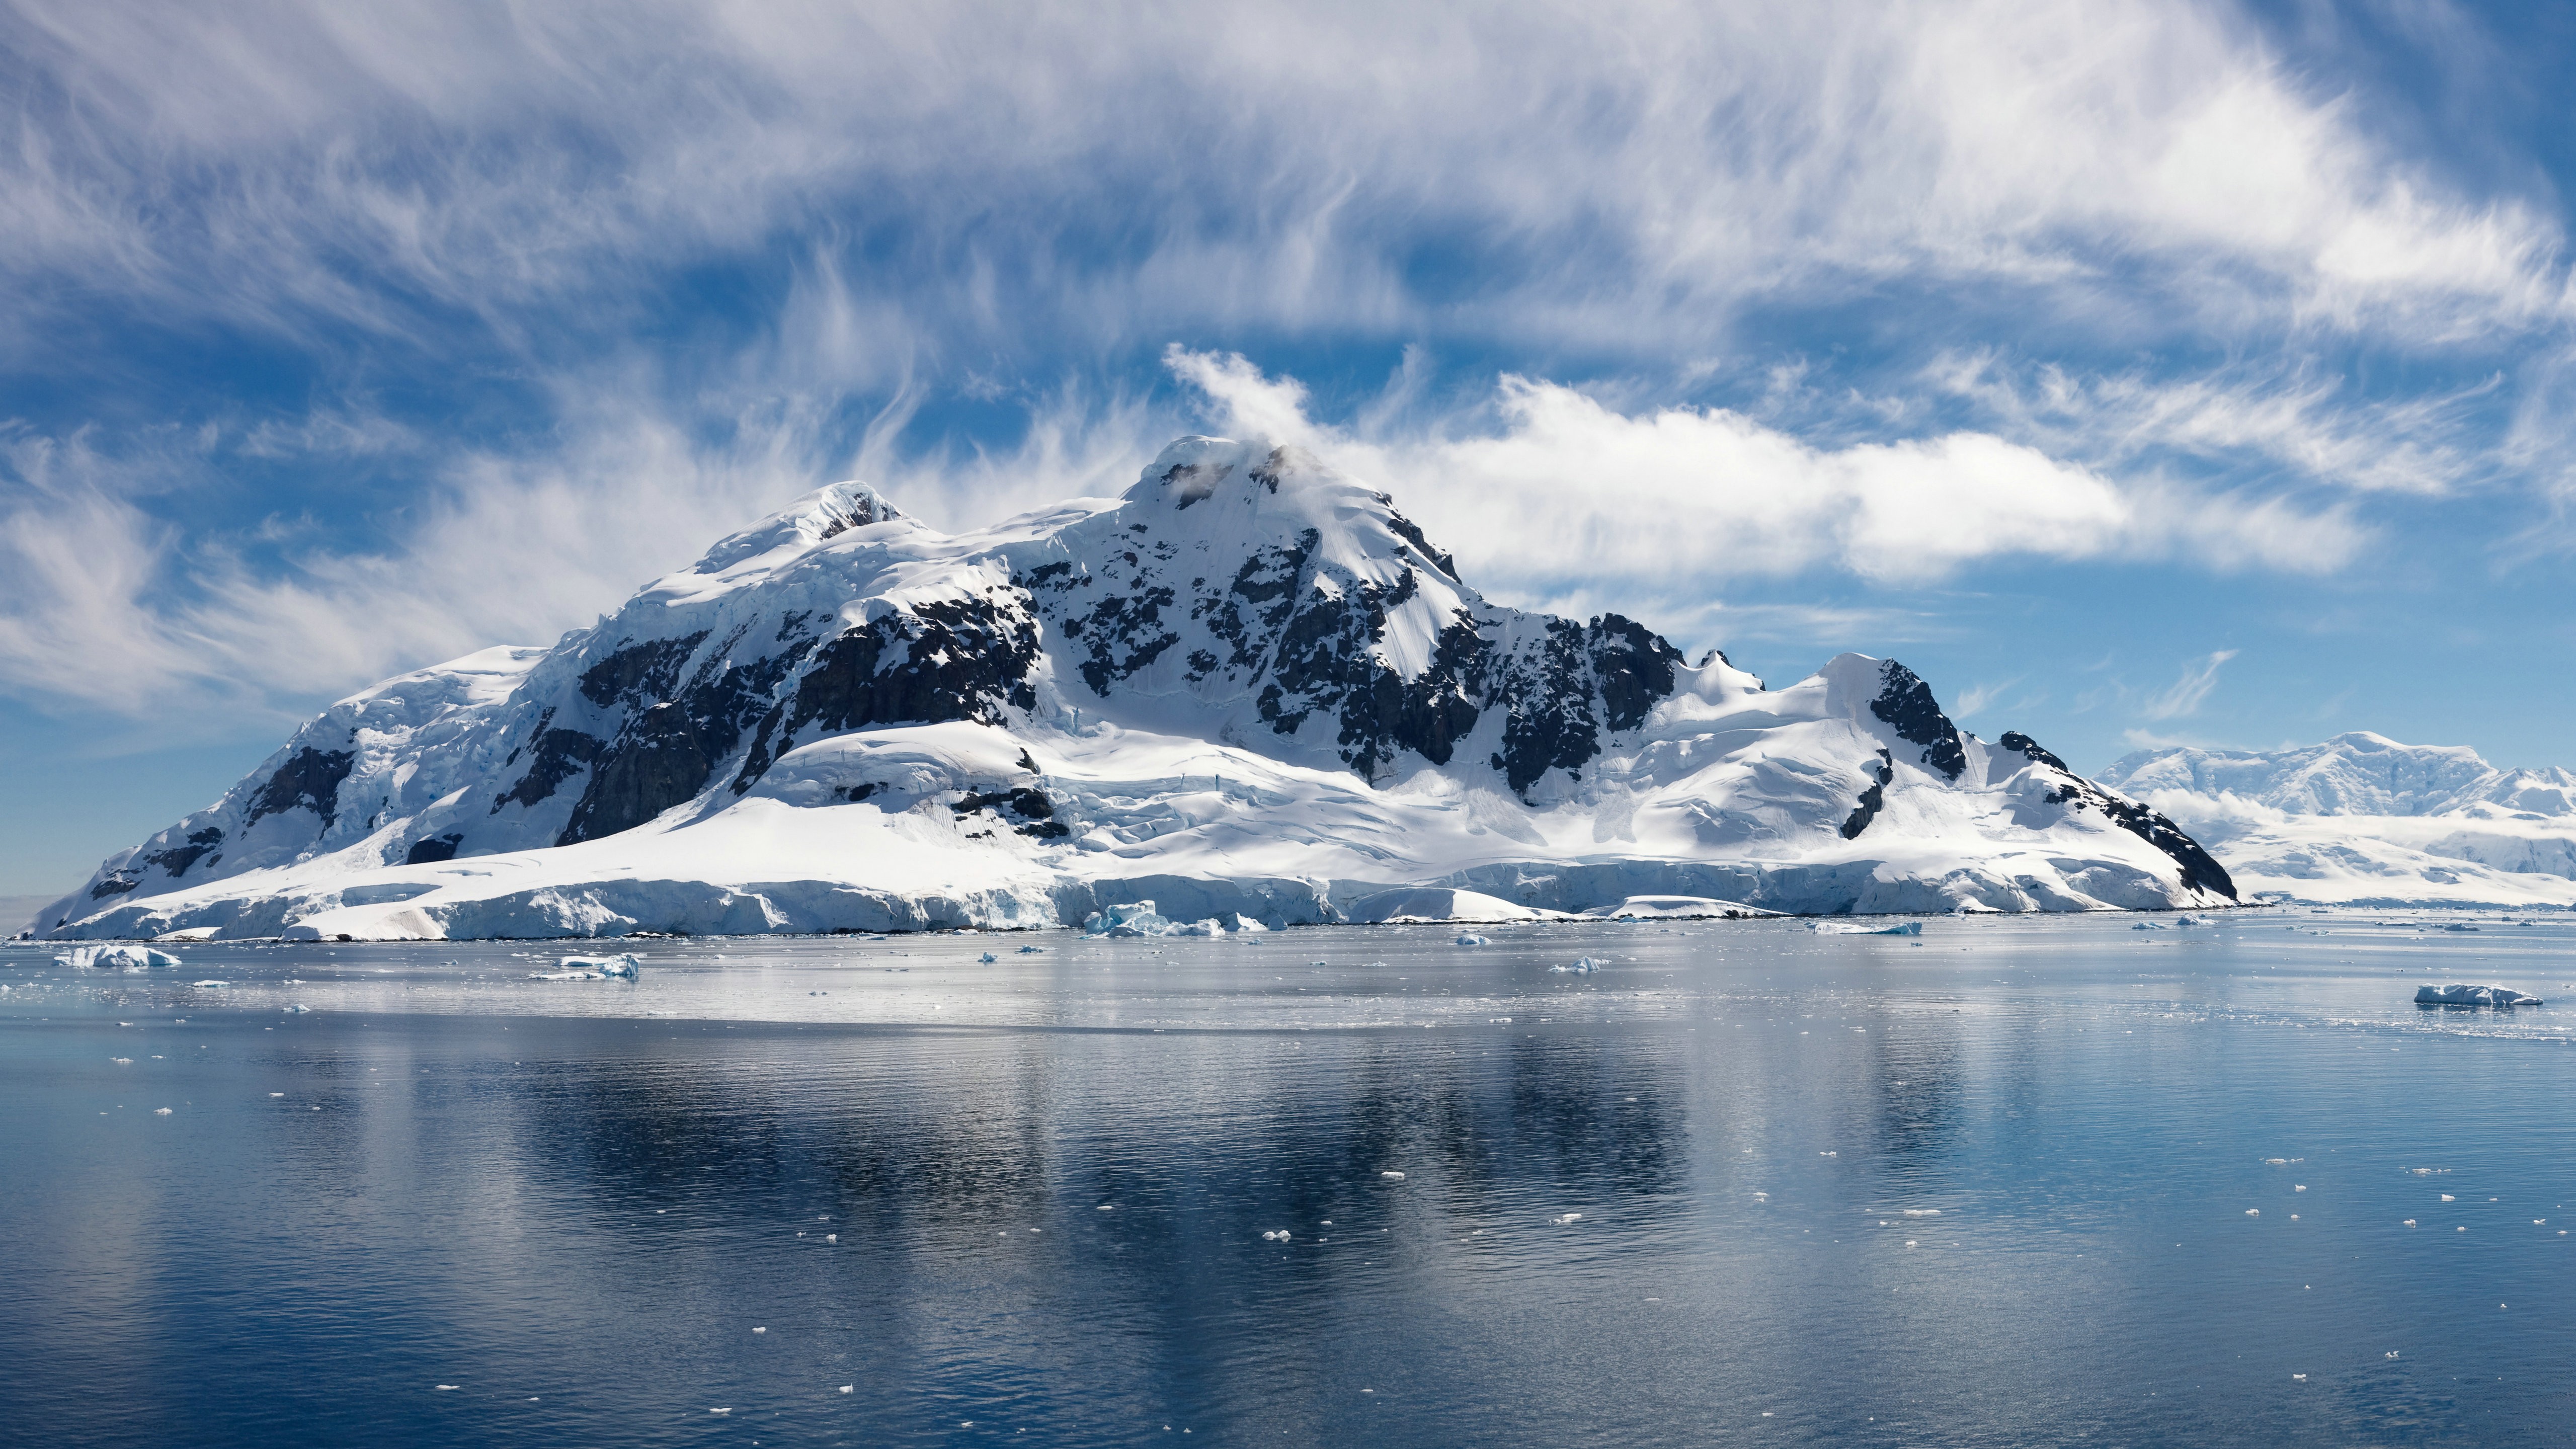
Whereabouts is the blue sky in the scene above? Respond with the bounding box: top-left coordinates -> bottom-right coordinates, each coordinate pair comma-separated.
6,0 -> 2576,900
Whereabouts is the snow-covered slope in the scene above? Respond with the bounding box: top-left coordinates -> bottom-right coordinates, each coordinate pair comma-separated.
2100,733 -> 2576,908
34,436 -> 2235,941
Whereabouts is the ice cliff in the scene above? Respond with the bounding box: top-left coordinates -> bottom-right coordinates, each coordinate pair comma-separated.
35,436 -> 2235,940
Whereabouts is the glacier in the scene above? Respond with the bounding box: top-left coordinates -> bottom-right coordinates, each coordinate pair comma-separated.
30,435 -> 2235,941
2100,733 -> 2576,909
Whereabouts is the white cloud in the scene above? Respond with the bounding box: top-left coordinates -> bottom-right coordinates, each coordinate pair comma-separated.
1169,349 -> 2368,605
0,0 -> 2559,361
2140,650 -> 2240,721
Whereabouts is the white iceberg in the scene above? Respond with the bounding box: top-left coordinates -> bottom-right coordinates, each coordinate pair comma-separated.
57,945 -> 182,970
1811,920 -> 1922,936
2414,983 -> 2541,1006
1550,956 -> 1607,973
190,979 -> 231,988
534,952 -> 642,981
1084,901 -> 1173,937
1454,933 -> 1489,946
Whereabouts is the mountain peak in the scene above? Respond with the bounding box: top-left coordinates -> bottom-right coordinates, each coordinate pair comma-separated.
37,448 -> 2239,940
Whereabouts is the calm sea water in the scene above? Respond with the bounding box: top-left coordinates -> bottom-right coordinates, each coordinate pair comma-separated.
4,911 -> 2572,1446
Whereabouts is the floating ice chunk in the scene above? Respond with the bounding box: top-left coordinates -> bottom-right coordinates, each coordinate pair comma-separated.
1381,1170 -> 1406,1180
1454,934 -> 1489,946
2131,922 -> 2167,931
57,945 -> 184,970
752,1326 -> 766,1334
1168,919 -> 1228,937
1550,956 -> 1606,974
1018,945 -> 1044,954
2441,1194 -> 2454,1202
283,1004 -> 310,1014
1901,1209 -> 1941,1217
2416,983 -> 2540,1006
435,1385 -> 460,1391
533,953 -> 642,981
839,1386 -> 853,1394
153,1107 -> 172,1115
2246,1209 -> 2260,1216
191,980 -> 231,988
1085,901 -> 1175,937
1551,1212 -> 1583,1225
978,952 -> 998,962
1811,921 -> 1922,936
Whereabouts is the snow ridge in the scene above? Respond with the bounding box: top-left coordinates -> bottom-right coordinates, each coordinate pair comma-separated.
2102,735 -> 2576,907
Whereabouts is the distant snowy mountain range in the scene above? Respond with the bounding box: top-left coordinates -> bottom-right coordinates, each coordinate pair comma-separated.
2100,734 -> 2576,908
33,435 -> 2237,941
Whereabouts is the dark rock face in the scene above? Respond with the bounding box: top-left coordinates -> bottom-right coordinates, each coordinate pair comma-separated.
142,826 -> 224,879
1026,492 -> 1689,796
578,633 -> 709,709
560,703 -> 713,843
953,786 -> 1069,839
495,715 -> 603,813
1999,732 -> 2237,900
1841,750 -> 1895,839
1870,662 -> 1967,780
405,833 -> 463,864
247,746 -> 357,828
783,594 -> 1041,740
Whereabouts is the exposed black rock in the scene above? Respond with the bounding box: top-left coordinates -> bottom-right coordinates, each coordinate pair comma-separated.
782,593 -> 1041,743
142,826 -> 224,878
405,833 -> 463,864
1840,750 -> 1895,839
560,702 -> 711,844
1870,661 -> 1967,780
578,632 -> 710,709
495,716 -> 603,813
247,746 -> 357,828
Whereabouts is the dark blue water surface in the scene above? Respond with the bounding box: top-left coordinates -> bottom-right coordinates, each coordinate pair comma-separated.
4,911 -> 2573,1446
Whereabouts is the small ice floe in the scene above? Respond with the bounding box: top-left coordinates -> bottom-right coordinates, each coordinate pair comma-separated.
2416,983 -> 2541,1006
283,1003 -> 310,1014
1901,1209 -> 1940,1217
1551,1212 -> 1583,1225
838,1386 -> 854,1394
1454,934 -> 1489,947
533,953 -> 642,981
709,1407 -> 731,1415
2441,1194 -> 2454,1202
1018,945 -> 1043,954
1262,1230 -> 1292,1241
1811,921 -> 1922,936
191,980 -> 231,988
111,1057 -> 131,1065
978,952 -> 998,963
153,1107 -> 172,1115
435,1384 -> 460,1391
2439,923 -> 2479,933
751,1326 -> 766,1334
1550,956 -> 1605,974
269,1092 -> 285,1097
2246,1209 -> 2260,1216
2131,922 -> 2166,931
1381,1170 -> 1407,1181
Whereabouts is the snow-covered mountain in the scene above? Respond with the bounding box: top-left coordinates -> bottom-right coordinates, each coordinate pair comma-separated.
2100,733 -> 2576,908
35,436 -> 2235,941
